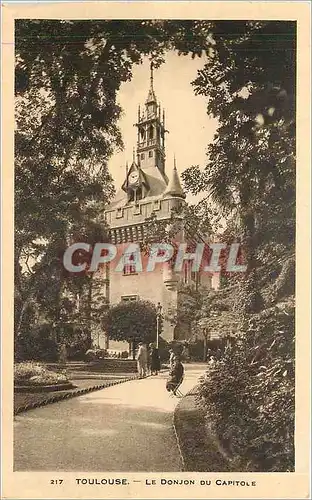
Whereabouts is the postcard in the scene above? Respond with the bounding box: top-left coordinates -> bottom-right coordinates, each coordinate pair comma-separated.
1,1 -> 311,499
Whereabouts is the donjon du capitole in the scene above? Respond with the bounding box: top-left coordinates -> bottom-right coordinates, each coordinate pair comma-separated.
96,66 -> 220,353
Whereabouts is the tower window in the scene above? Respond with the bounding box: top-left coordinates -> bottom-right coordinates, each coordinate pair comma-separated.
148,125 -> 154,139
123,252 -> 137,275
123,263 -> 137,275
148,105 -> 154,117
149,150 -> 153,158
121,295 -> 138,302
141,153 -> 145,160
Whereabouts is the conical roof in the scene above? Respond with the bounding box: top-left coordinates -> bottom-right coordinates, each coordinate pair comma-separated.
164,159 -> 186,198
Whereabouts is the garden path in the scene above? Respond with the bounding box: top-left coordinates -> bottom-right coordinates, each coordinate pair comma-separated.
14,364 -> 206,472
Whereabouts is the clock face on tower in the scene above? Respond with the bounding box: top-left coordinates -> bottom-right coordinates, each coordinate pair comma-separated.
128,171 -> 140,187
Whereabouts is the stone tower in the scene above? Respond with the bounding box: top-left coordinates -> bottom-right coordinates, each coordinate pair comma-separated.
135,63 -> 166,175
103,65 -> 212,351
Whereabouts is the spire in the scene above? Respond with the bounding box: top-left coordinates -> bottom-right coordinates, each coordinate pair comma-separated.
125,161 -> 129,188
164,156 -> 186,199
146,61 -> 157,104
131,147 -> 140,170
150,61 -> 154,89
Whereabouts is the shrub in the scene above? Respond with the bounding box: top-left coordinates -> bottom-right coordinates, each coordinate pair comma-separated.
158,337 -> 170,361
14,362 -> 69,386
58,324 -> 92,360
106,299 -> 157,345
15,324 -> 58,362
188,340 -> 204,361
96,349 -> 108,359
67,338 -> 92,361
85,348 -> 108,361
85,349 -> 97,361
197,302 -> 295,472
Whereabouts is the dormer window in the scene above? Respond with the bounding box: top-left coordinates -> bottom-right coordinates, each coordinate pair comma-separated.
128,187 -> 142,203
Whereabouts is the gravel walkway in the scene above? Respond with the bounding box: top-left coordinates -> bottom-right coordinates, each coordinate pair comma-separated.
14,365 -> 205,471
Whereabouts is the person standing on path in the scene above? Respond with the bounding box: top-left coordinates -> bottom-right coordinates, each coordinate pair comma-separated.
146,344 -> 152,375
136,342 -> 148,378
150,343 -> 161,375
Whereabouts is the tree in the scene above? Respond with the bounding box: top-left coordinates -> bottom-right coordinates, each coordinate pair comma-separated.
183,21 -> 295,311
106,300 -> 157,359
14,19 -> 215,346
180,21 -> 295,471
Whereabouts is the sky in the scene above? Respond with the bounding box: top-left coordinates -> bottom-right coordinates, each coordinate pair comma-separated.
108,51 -> 218,203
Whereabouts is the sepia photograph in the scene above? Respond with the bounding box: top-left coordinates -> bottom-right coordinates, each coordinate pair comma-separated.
1,3 -> 311,499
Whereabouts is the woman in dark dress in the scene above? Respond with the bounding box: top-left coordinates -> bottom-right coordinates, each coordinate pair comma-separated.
166,354 -> 184,394
149,343 -> 161,375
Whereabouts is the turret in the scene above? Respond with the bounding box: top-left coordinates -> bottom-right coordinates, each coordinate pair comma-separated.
164,157 -> 186,199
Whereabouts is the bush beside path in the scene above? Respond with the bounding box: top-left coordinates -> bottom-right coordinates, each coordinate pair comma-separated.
173,386 -> 230,472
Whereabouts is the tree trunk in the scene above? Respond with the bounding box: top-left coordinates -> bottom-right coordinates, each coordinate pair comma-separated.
54,271 -> 64,345
240,203 -> 264,314
132,339 -> 136,361
243,211 -> 257,272
86,274 -> 94,345
15,297 -> 33,337
203,331 -> 208,362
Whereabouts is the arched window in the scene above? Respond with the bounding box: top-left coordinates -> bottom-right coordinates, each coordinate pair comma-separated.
149,125 -> 154,139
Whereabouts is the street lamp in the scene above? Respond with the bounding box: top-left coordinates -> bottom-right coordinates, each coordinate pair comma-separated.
156,302 -> 162,349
